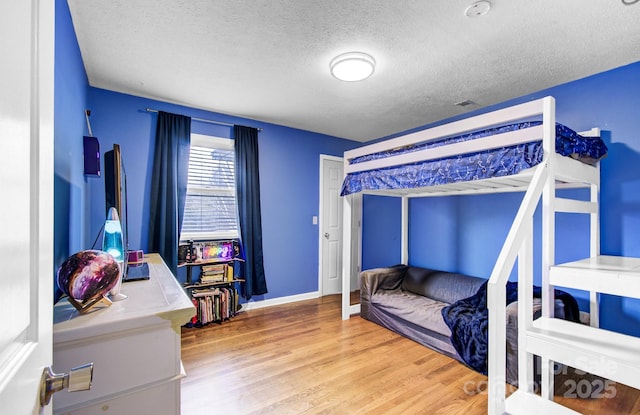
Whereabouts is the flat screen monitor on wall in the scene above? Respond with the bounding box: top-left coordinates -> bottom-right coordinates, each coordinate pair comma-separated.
104,144 -> 129,270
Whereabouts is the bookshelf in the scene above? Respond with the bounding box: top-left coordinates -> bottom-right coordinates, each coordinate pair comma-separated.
178,240 -> 244,327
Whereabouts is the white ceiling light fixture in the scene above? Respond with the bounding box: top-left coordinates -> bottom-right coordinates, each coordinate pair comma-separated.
330,52 -> 376,82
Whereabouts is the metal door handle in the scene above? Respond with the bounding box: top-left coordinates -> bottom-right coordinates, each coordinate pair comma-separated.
324,232 -> 330,239
40,363 -> 94,406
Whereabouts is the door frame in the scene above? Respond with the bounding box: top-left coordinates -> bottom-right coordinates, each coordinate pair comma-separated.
317,155 -> 361,298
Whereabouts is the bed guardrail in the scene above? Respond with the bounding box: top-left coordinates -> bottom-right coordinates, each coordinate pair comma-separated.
344,98 -> 554,174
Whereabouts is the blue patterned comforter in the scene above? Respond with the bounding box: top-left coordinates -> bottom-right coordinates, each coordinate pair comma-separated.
340,122 -> 607,196
441,281 -> 580,375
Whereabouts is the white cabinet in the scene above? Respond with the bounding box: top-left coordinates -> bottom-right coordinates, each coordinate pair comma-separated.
52,254 -> 195,415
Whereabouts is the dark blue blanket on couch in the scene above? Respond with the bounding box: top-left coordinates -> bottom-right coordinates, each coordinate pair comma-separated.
441,281 -> 579,375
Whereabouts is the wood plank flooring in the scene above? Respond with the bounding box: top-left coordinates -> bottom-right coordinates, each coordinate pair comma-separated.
180,295 -> 640,415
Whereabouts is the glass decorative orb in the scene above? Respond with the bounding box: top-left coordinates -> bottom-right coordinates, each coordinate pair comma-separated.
57,250 -> 121,302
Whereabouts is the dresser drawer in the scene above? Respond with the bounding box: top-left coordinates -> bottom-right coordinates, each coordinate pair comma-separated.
53,374 -> 182,415
53,324 -> 180,410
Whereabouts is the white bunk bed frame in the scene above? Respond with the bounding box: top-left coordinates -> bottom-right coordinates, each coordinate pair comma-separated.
341,96 -> 608,414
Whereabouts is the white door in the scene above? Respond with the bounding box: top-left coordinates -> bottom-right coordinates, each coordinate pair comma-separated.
0,0 -> 55,413
320,157 -> 343,295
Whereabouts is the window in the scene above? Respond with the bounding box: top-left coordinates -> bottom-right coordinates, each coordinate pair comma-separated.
181,134 -> 238,241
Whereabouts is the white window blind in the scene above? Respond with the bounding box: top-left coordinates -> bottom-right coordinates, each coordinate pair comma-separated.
181,134 -> 238,241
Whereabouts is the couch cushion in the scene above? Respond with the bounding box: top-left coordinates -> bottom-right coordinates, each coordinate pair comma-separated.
360,264 -> 408,294
402,267 -> 486,304
370,289 -> 451,337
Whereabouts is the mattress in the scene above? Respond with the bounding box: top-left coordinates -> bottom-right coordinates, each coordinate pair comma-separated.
340,122 -> 607,196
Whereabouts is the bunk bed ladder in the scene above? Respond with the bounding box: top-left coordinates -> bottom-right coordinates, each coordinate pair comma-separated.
492,128 -> 640,414
488,96 -> 561,415
487,158 -> 548,415
528,176 -> 640,414
486,155 -> 596,414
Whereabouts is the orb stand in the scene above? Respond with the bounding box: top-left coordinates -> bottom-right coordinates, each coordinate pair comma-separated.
67,295 -> 113,315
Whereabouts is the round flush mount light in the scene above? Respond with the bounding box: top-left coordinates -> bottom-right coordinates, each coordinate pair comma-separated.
465,1 -> 491,17
330,52 -> 376,82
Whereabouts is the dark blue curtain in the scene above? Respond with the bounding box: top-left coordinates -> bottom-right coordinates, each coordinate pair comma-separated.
148,111 -> 191,276
234,125 -> 267,299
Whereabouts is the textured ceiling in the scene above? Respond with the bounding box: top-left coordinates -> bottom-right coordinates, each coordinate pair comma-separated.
67,0 -> 640,142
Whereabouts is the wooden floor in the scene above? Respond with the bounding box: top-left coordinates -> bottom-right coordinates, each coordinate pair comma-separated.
180,295 -> 640,415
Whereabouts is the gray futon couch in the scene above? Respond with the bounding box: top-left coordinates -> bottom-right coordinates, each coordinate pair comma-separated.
360,264 -> 595,390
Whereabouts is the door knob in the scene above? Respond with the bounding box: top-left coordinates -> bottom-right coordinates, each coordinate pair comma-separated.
40,362 -> 94,406
324,232 -> 330,239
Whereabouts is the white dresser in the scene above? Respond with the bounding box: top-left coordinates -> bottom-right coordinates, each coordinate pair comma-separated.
52,254 -> 195,415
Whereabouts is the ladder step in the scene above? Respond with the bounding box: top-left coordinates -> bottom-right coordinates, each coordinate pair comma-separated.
505,390 -> 581,415
526,317 -> 640,389
550,255 -> 640,299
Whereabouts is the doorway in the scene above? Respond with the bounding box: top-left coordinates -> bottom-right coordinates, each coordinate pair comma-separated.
318,155 -> 361,301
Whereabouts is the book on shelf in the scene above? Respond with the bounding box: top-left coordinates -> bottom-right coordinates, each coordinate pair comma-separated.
188,285 -> 240,326
192,288 -> 221,298
220,288 -> 229,320
199,263 -> 227,283
192,262 -> 236,284
200,274 -> 226,283
201,263 -> 226,274
206,296 -> 213,323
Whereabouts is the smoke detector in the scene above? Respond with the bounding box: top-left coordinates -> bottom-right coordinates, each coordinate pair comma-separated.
465,1 -> 491,17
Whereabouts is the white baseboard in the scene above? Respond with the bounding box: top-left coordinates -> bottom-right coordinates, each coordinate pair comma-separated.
240,291 -> 320,311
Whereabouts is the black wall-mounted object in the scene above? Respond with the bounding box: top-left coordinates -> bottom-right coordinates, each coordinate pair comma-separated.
83,136 -> 100,176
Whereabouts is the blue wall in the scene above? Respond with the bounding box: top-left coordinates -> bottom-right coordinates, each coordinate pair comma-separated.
83,89 -> 357,301
361,195 -> 402,270
362,61 -> 640,336
54,0 -> 91,289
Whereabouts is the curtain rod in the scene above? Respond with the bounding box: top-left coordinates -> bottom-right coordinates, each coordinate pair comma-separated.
145,108 -> 263,131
